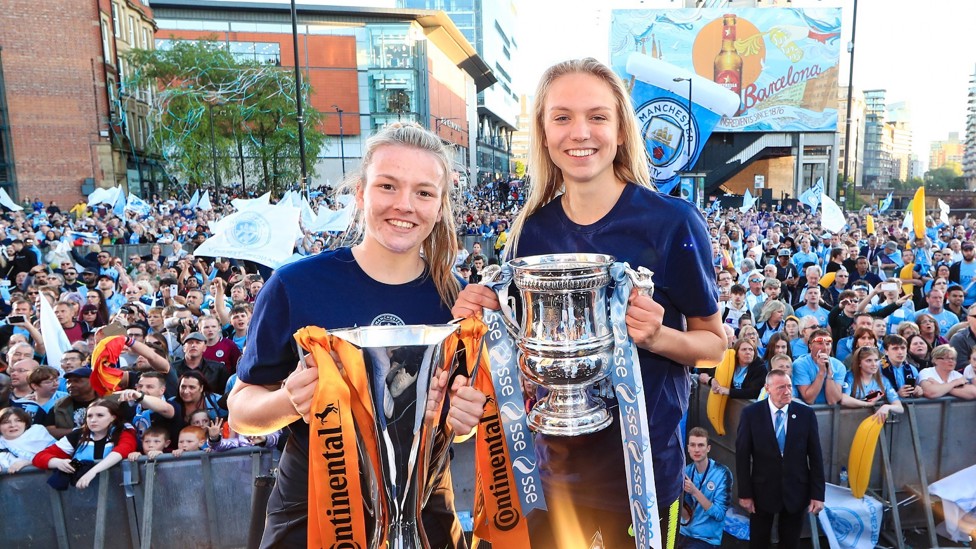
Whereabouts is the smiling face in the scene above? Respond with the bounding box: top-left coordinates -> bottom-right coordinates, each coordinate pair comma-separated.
542,72 -> 623,189
356,144 -> 445,257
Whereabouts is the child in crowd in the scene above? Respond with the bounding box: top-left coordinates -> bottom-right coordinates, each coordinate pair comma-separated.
172,425 -> 207,457
33,399 -> 137,489
127,425 -> 170,461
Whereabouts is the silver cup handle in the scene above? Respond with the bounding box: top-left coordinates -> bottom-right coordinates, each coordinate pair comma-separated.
477,264 -> 522,340
625,266 -> 655,298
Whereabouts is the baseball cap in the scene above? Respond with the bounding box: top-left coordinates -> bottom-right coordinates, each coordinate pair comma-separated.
777,248 -> 791,257
64,367 -> 92,379
182,331 -> 206,344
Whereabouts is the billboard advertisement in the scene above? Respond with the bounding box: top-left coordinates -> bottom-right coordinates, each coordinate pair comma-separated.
611,8 -> 842,132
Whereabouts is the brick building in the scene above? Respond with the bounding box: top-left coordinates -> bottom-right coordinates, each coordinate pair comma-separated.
0,0 -> 111,205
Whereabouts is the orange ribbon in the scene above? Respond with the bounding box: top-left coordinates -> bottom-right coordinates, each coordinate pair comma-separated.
452,318 -> 532,549
298,327 -> 386,549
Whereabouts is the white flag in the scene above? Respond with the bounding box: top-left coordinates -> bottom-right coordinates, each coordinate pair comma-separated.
929,464 -> 976,542
124,193 -> 151,216
820,193 -> 847,233
198,190 -> 213,211
739,188 -> 756,213
0,188 -> 23,211
188,189 -> 200,209
300,196 -> 318,226
818,483 -> 884,549
39,295 -> 72,374
231,191 -> 271,212
938,199 -> 950,225
193,203 -> 301,269
902,211 -> 913,231
310,200 -> 354,233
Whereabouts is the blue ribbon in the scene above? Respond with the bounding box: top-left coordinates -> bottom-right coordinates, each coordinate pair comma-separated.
609,262 -> 660,549
483,265 -> 547,514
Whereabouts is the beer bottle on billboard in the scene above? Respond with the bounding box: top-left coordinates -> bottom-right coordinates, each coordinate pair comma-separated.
714,14 -> 743,112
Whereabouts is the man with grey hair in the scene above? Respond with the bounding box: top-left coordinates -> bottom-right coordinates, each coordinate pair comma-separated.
790,315 -> 821,359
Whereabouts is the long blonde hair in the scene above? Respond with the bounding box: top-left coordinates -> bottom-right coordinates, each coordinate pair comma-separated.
507,58 -> 653,256
335,122 -> 460,308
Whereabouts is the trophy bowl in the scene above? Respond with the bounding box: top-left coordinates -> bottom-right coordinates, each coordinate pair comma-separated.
503,253 -> 617,436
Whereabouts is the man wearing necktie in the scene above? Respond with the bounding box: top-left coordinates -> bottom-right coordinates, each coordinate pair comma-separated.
735,370 -> 826,549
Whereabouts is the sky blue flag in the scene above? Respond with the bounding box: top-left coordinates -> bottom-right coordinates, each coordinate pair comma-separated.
125,193 -> 151,217
798,177 -> 824,211
112,187 -> 126,217
625,54 -> 738,195
879,192 -> 893,213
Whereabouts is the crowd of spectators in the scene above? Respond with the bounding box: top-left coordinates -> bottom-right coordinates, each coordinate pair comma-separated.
4,183 -> 976,515
701,203 -> 976,422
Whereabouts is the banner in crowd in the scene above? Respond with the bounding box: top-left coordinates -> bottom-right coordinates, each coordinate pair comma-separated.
624,53 -> 739,192
610,7 -> 842,132
194,202 -> 301,268
818,483 -> 883,549
929,464 -> 976,542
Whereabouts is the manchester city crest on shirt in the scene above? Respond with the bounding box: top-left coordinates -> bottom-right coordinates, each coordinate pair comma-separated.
228,211 -> 271,248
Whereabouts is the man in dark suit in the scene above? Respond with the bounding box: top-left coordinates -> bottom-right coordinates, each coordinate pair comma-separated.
735,370 -> 825,549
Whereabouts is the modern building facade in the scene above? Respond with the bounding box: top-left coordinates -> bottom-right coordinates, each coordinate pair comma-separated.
399,0 -> 520,185
510,93 -> 530,176
862,89 -> 893,188
886,101 -> 913,183
837,86 -> 866,188
151,0 -> 493,189
965,64 -> 976,189
929,132 -> 964,175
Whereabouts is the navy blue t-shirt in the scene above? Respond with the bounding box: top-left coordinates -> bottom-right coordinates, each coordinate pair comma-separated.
237,247 -> 454,437
515,183 -> 719,512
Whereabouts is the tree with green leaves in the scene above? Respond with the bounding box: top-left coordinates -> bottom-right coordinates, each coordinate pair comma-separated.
124,38 -> 326,198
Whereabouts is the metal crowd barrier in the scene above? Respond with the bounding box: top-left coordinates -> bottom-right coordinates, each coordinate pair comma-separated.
0,448 -> 275,549
694,390 -> 976,546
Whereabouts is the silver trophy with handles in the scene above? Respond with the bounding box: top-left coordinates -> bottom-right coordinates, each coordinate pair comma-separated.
493,253 -> 653,436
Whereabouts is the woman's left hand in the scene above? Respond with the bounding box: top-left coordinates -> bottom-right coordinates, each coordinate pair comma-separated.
874,404 -> 891,422
76,471 -> 97,490
625,288 -> 664,351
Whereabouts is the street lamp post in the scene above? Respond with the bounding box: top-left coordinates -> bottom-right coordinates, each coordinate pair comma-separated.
672,77 -> 694,173
332,105 -> 346,177
207,101 -> 220,198
290,0 -> 309,196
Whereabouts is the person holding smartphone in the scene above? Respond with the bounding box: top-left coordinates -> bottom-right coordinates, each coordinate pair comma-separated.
840,346 -> 903,421
880,334 -> 924,399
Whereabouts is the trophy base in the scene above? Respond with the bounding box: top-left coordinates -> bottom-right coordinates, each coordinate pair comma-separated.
528,388 -> 612,436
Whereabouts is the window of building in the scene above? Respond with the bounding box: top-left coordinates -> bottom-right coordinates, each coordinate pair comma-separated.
227,41 -> 281,65
142,27 -> 150,49
101,20 -> 112,61
111,3 -> 120,37
494,21 -> 511,48
128,16 -> 135,45
452,0 -> 474,10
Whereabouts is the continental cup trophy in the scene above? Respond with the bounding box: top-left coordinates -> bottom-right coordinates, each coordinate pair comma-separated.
301,323 -> 466,549
493,253 -> 653,436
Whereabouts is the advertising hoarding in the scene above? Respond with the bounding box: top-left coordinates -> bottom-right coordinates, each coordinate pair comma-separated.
611,8 -> 842,132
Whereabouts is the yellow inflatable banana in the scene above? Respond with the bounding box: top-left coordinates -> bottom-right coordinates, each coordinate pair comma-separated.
706,349 -> 736,436
912,186 -> 925,240
848,414 -> 884,498
866,214 -> 875,235
819,272 -> 835,289
900,263 -> 915,296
